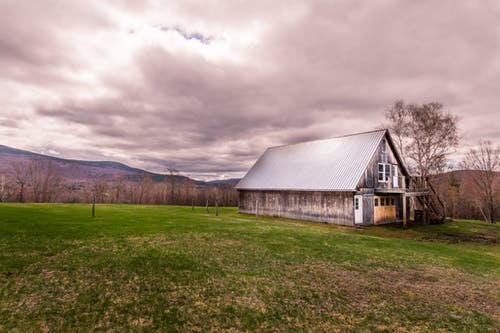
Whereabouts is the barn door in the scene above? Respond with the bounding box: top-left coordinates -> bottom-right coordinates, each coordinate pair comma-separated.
354,195 -> 363,224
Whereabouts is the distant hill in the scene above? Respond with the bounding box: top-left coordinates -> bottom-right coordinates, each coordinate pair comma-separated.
205,178 -> 241,187
431,169 -> 499,190
431,169 -> 499,220
0,144 -> 209,186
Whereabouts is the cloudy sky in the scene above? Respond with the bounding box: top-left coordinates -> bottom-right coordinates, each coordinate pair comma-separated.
1,1 -> 499,180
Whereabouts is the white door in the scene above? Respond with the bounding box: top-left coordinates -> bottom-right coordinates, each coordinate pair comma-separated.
354,195 -> 363,224
393,165 -> 399,188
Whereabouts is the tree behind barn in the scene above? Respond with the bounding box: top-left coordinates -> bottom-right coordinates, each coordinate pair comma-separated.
385,100 -> 459,178
460,140 -> 500,223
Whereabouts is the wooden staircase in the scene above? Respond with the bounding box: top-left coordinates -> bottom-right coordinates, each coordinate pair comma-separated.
408,177 -> 445,224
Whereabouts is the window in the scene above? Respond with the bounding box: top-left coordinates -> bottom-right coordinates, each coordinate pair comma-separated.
392,165 -> 399,188
380,139 -> 388,162
355,198 -> 359,210
375,198 -> 378,206
378,164 -> 384,181
378,163 -> 391,182
391,198 -> 395,206
381,198 -> 385,206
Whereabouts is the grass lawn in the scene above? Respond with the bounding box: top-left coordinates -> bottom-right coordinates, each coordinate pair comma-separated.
0,204 -> 499,332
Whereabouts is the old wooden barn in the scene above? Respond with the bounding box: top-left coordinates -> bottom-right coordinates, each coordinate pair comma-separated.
236,129 -> 444,226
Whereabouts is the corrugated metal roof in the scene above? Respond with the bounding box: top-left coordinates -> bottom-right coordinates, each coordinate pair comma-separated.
236,129 -> 387,191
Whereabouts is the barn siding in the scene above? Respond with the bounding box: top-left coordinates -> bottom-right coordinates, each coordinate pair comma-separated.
358,137 -> 405,191
238,190 -> 355,225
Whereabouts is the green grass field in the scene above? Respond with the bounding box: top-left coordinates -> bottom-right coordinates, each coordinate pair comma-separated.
0,204 -> 499,332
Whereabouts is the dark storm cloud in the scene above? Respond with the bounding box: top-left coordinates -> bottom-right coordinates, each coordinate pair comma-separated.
2,0 -> 500,179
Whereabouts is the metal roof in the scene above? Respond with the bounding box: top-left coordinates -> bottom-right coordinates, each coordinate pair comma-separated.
236,129 -> 388,191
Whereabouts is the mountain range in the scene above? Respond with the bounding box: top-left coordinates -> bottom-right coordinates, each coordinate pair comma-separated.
0,144 -> 239,187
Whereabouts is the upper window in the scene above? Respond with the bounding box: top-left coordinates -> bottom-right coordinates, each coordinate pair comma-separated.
381,139 -> 387,153
378,163 -> 391,182
380,139 -> 388,162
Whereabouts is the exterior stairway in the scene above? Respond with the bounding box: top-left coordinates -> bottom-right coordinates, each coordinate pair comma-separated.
408,177 -> 445,224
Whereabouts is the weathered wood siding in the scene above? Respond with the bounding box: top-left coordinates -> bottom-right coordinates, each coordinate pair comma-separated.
358,137 -> 406,191
238,190 -> 355,225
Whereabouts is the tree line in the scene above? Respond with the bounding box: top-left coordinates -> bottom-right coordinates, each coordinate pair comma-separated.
0,160 -> 239,207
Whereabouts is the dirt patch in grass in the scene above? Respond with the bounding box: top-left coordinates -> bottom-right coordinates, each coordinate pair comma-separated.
419,232 -> 499,244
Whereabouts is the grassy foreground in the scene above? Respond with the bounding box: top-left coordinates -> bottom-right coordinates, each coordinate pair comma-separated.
0,204 -> 498,332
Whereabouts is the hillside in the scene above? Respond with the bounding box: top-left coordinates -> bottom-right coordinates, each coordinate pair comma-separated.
431,170 -> 500,220
0,144 -> 196,184
0,144 -> 238,205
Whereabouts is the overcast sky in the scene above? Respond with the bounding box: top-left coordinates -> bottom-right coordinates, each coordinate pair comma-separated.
1,1 -> 499,180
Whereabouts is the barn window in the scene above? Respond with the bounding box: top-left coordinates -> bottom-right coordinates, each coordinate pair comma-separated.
380,139 -> 388,162
355,198 -> 359,210
378,163 -> 391,182
391,198 -> 395,206
381,198 -> 385,206
375,198 -> 378,206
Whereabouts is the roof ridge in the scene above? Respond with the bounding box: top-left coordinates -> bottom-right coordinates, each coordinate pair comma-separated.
268,128 -> 387,150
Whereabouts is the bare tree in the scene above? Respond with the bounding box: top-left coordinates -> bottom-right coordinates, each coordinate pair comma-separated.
10,161 -> 30,202
135,173 -> 154,204
445,172 -> 461,218
385,100 -> 408,166
167,167 -> 178,204
0,174 -> 7,202
385,100 -> 459,177
28,159 -> 63,202
460,140 -> 500,223
111,176 -> 126,203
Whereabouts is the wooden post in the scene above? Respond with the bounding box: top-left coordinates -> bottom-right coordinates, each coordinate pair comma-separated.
256,199 -> 259,218
402,193 -> 407,229
191,199 -> 194,212
205,199 -> 209,214
92,196 -> 95,218
215,200 -> 219,216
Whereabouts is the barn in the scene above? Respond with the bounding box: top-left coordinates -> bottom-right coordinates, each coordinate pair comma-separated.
236,129 -> 442,226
